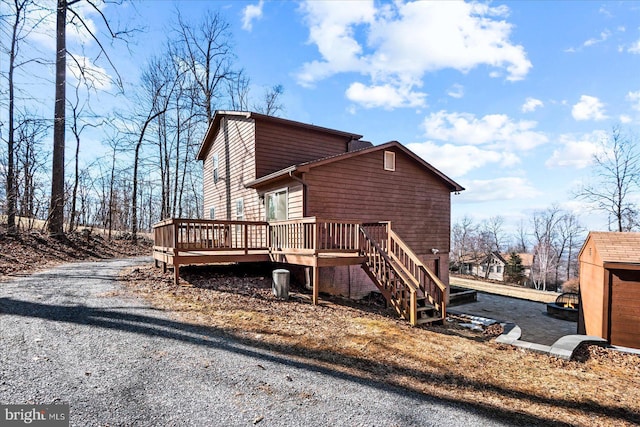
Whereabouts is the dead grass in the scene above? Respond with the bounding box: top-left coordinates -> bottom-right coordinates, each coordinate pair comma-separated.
119,264 -> 640,426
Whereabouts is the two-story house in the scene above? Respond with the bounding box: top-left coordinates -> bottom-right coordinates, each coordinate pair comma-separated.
154,111 -> 464,326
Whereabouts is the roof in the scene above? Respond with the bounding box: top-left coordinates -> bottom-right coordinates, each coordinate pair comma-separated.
245,141 -> 465,192
196,111 -> 363,161
579,231 -> 640,265
501,252 -> 534,267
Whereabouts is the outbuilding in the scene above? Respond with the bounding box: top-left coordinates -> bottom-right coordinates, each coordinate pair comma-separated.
578,232 -> 640,348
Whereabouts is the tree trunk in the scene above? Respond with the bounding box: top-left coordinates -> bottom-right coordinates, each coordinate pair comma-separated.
48,0 -> 66,236
6,0 -> 20,234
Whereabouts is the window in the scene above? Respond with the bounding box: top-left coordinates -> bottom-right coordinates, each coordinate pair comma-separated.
236,198 -> 244,220
497,265 -> 502,273
212,153 -> 219,183
209,207 -> 215,219
384,151 -> 395,171
265,188 -> 288,221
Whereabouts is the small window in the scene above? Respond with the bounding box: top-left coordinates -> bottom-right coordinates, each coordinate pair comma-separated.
212,153 -> 219,183
236,198 -> 244,221
384,151 -> 395,171
497,265 -> 502,273
209,207 -> 215,219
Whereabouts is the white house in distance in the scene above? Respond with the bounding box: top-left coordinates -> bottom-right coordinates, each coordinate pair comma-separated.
458,252 -> 532,284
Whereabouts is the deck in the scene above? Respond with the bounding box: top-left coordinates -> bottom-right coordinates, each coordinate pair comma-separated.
153,217 -> 446,325
153,217 -> 366,304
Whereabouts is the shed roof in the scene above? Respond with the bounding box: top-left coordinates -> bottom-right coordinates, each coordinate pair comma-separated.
244,140 -> 465,193
579,231 -> 640,264
196,111 -> 363,161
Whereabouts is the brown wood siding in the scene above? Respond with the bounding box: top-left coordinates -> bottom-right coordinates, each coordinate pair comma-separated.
609,269 -> 640,348
254,120 -> 349,178
202,117 -> 262,220
578,237 -> 606,337
305,147 -> 452,257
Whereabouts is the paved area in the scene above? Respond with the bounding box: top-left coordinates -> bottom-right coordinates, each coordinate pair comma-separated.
449,292 -> 578,346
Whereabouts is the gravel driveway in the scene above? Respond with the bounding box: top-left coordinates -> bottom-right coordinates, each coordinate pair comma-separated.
0,258 -> 519,426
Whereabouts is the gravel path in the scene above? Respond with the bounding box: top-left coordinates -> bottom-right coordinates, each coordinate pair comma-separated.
0,258 -> 519,426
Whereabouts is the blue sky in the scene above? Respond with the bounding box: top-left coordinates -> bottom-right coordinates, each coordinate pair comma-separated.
8,0 -> 640,234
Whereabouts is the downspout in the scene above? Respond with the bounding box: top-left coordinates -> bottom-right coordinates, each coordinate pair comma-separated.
288,170 -> 308,217
223,117 -> 232,219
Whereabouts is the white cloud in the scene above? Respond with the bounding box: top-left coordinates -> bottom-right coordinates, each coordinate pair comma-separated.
456,177 -> 541,202
242,1 -> 264,31
406,141 -> 519,178
571,95 -> 608,121
27,2 -> 101,50
521,97 -> 543,113
627,91 -> 640,111
545,131 -> 606,169
583,30 -> 611,47
620,114 -> 633,124
422,110 -> 548,151
297,1 -> 531,108
346,82 -> 426,109
68,55 -> 112,91
628,40 -> 640,54
447,84 -> 464,99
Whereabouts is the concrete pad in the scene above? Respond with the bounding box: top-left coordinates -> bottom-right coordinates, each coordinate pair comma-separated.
450,292 -> 577,346
549,335 -> 608,360
495,323 -> 521,345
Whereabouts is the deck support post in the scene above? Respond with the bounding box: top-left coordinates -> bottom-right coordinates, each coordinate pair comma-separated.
174,263 -> 180,285
162,262 -> 167,273
312,263 -> 319,305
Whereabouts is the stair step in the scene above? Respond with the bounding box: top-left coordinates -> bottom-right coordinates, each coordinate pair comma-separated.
416,305 -> 436,313
417,315 -> 444,325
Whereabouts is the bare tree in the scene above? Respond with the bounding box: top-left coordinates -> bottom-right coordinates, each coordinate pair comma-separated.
576,127 -> 640,232
253,84 -> 284,116
129,55 -> 175,241
227,70 -> 250,111
555,212 -> 585,283
513,219 -> 529,253
174,9 -> 236,122
530,206 -> 562,290
451,215 -> 478,269
2,0 -> 47,233
48,0 -> 133,236
482,216 -> 506,252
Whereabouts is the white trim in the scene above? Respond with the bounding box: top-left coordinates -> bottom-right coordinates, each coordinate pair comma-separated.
235,198 -> 244,220
265,187 -> 289,221
212,153 -> 219,183
384,151 -> 396,171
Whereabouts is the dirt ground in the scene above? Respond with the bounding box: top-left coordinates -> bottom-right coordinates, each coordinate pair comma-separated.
119,263 -> 640,427
0,227 -> 151,277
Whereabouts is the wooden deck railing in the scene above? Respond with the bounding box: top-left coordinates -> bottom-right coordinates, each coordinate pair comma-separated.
388,228 -> 446,314
154,217 -> 361,254
360,225 -> 418,324
153,218 -> 269,253
269,217 -> 360,253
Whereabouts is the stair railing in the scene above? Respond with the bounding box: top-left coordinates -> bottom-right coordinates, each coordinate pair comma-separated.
387,229 -> 446,316
360,225 -> 419,325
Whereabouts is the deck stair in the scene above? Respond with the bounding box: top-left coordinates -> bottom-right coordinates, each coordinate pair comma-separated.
360,223 -> 446,326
